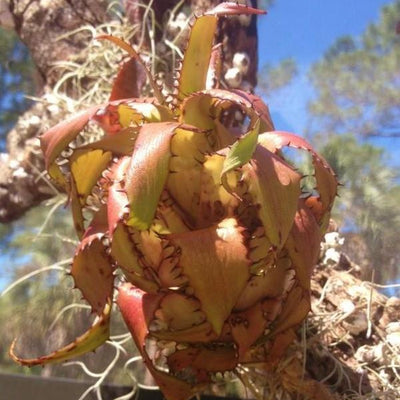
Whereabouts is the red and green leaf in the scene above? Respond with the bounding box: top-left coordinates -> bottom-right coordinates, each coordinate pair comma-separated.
258,131 -> 338,229
97,35 -> 165,104
41,105 -> 100,169
10,302 -> 111,366
240,146 -> 302,248
125,122 -> 178,230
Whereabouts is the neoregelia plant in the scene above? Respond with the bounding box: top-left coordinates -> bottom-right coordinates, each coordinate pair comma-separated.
11,3 -> 337,400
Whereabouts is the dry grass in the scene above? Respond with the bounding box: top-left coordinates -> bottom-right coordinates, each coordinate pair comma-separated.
301,242 -> 400,400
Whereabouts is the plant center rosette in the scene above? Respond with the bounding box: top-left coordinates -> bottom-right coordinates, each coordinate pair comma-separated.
11,3 -> 337,400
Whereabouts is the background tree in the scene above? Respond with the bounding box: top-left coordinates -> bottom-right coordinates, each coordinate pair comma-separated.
258,57 -> 297,93
0,0 -> 111,222
319,134 -> 400,285
0,29 -> 36,151
308,0 -> 400,139
306,0 -> 400,287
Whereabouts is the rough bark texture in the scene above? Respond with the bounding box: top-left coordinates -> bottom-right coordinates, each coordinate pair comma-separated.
9,0 -> 109,84
0,0 -> 260,223
0,0 -> 111,223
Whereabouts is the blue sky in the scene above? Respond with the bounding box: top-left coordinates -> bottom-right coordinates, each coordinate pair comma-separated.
258,0 -> 393,65
256,0 -> 397,150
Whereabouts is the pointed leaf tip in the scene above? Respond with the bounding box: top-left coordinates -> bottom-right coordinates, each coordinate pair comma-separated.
97,35 -> 165,104
109,57 -> 147,101
40,105 -> 100,169
10,302 -> 111,366
126,122 -> 178,230
169,218 -> 250,335
178,15 -> 217,101
221,118 -> 260,189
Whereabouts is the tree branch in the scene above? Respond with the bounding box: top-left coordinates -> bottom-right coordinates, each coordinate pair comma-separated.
0,0 -> 110,223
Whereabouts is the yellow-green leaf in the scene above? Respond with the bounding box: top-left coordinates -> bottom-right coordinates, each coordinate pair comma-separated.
166,126 -> 211,226
177,15 -> 218,100
221,118 -> 260,191
70,149 -> 112,206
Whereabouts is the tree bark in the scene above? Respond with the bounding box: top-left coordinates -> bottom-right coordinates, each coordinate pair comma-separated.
0,0 -> 110,223
0,0 -> 260,223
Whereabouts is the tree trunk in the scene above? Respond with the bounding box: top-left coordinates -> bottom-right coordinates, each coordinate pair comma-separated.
0,0 -> 111,222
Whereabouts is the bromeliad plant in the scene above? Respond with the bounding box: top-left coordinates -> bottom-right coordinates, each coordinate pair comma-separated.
11,3 -> 337,400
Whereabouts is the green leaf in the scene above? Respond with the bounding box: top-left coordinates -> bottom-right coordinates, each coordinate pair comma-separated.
221,118 -> 260,189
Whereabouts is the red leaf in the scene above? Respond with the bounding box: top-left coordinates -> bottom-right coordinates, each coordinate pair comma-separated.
40,105 -> 100,169
117,284 -> 198,400
72,208 -> 113,314
117,284 -> 157,350
258,131 -> 338,226
231,89 -> 275,132
285,199 -> 322,290
109,57 -> 147,101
